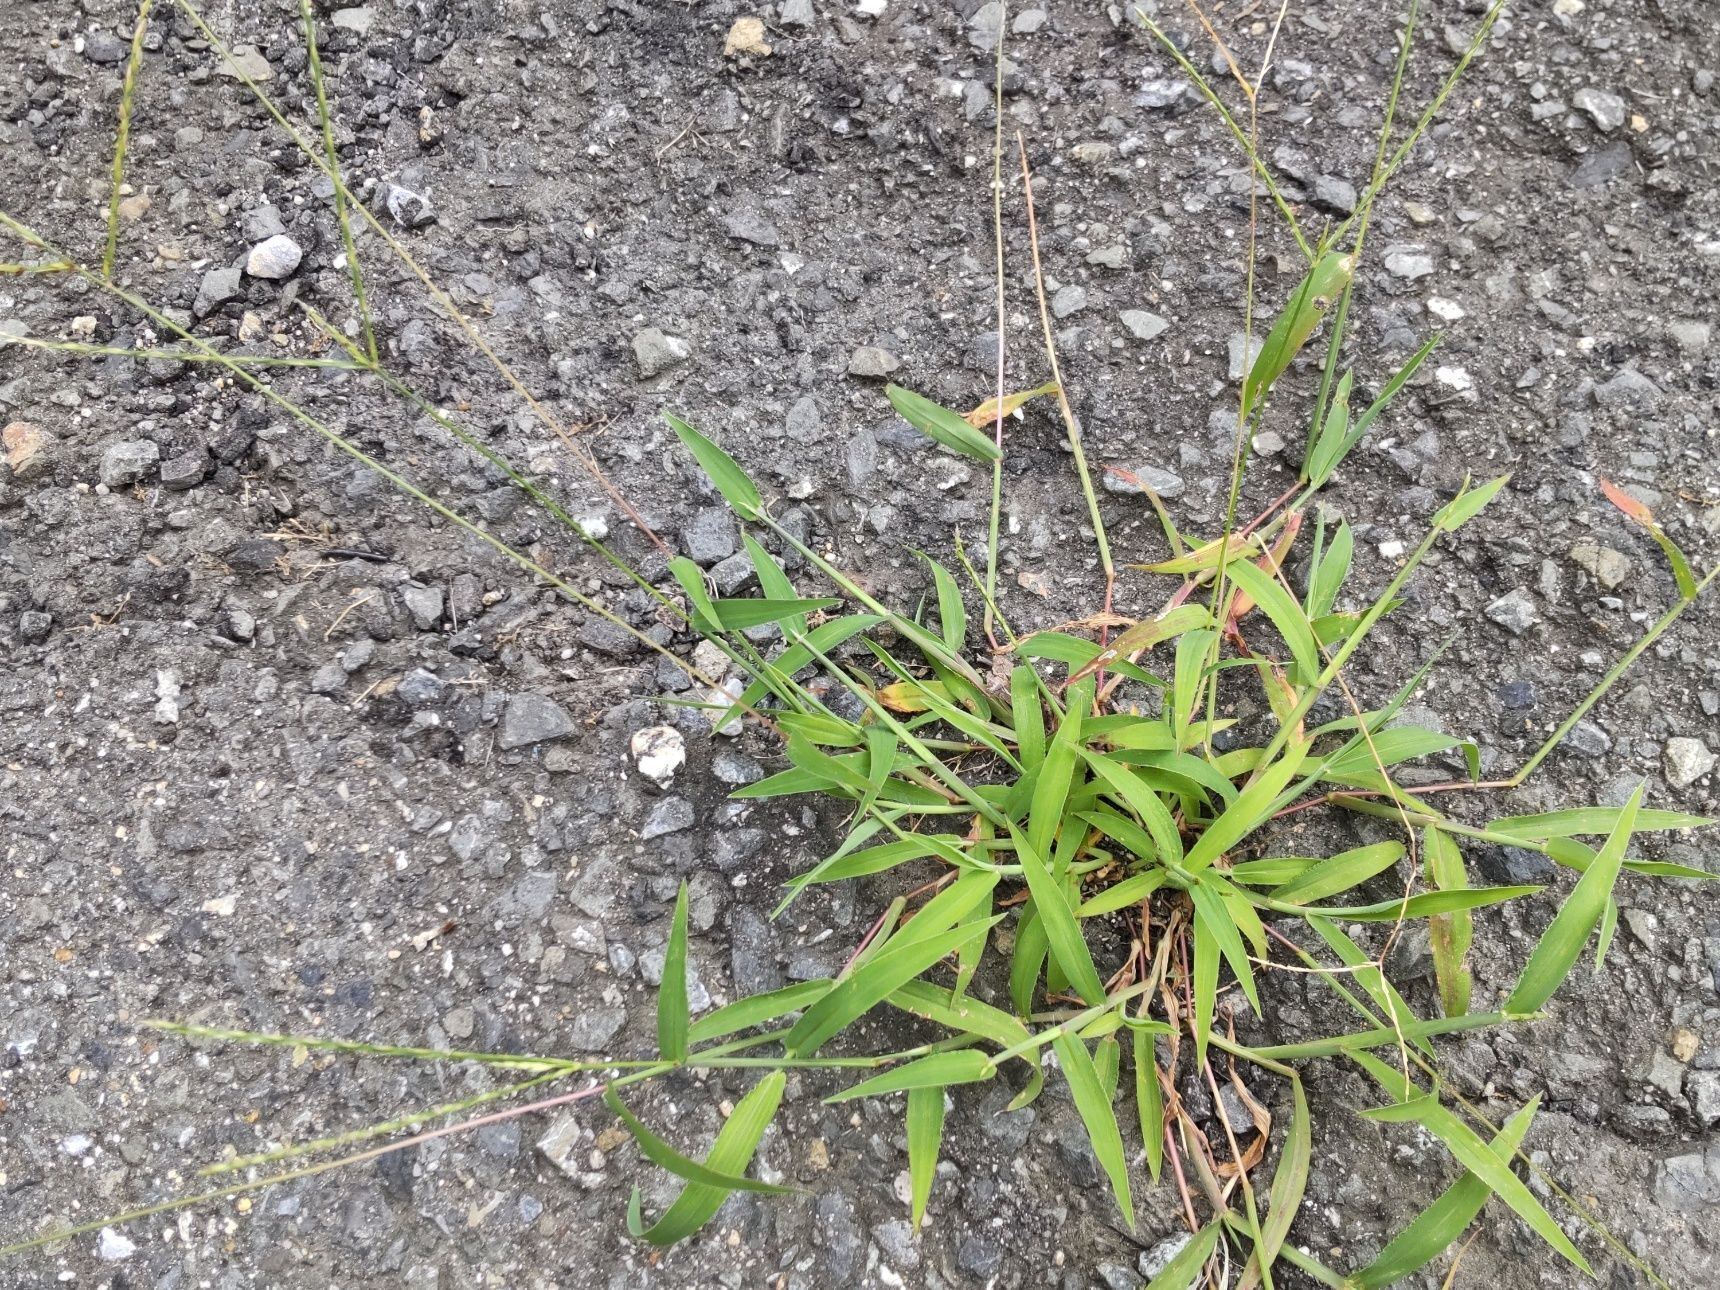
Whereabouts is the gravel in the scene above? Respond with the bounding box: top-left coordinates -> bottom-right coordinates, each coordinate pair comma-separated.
245,234 -> 302,279
496,692 -> 578,749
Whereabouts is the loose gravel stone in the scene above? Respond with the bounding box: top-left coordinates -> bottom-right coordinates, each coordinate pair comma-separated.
1573,87 -> 1627,132
633,328 -> 691,378
723,209 -> 779,246
99,439 -> 159,488
1570,543 -> 1632,590
246,234 -> 302,279
631,725 -> 686,784
1050,285 -> 1087,318
193,266 -> 244,317
1664,737 -> 1716,789
159,450 -> 206,491
1484,588 -> 1539,635
1120,309 -> 1169,342
497,692 -> 578,749
682,506 -> 737,564
848,345 -> 901,378
1102,463 -> 1183,498
641,796 -> 694,839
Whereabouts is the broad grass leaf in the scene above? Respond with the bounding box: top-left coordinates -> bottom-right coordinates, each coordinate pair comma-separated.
1424,826 -> 1473,1018
606,1087 -> 793,1196
1268,841 -> 1403,904
1305,516 -> 1353,619
963,380 -> 1058,427
742,534 -> 802,633
1487,805 -> 1706,839
704,597 -> 840,631
1010,665 -> 1047,776
657,882 -> 690,1062
1506,784 -> 1641,1013
919,553 -> 967,651
1601,477 -> 1699,600
1242,249 -> 1357,417
786,915 -> 1004,1055
666,412 -> 763,520
1190,876 -> 1260,1013
1302,369 -> 1352,486
1010,829 -> 1106,1004
906,1085 -> 945,1230
1431,473 -> 1510,533
1352,1099 -> 1537,1287
1286,885 -> 1539,922
1182,742 -> 1310,872
886,384 -> 1003,462
1308,336 -> 1440,488
1240,1074 -> 1309,1289
825,1050 -> 995,1102
1081,754 -> 1184,865
1134,1028 -> 1164,1182
1359,1089 -> 1589,1274
1225,557 -> 1320,685
1145,1220 -> 1220,1290
1052,1032 -> 1135,1228
627,1070 -> 787,1244
688,980 -> 831,1045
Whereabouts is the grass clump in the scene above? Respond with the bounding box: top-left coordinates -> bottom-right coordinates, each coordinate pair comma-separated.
3,0 -> 1717,1284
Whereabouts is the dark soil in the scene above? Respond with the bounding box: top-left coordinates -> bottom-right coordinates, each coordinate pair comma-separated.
2,0 -> 1719,1287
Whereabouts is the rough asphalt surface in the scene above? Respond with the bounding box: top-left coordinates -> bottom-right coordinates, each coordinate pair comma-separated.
2,0 -> 1719,1286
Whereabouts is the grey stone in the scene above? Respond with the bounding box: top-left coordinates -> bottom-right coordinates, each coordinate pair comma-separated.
641,796 -> 694,840
1562,719 -> 1612,758
401,584 -> 444,630
497,692 -> 577,749
1140,1233 -> 1193,1279
780,0 -> 815,25
310,662 -> 347,695
1669,321 -> 1712,352
1013,8 -> 1047,33
1383,245 -> 1436,279
99,439 -> 160,488
723,210 -> 779,247
1120,309 -> 1169,342
97,1229 -> 136,1261
1690,1071 -> 1720,1126
682,506 -> 737,564
215,45 -> 272,81
1103,463 -> 1183,499
873,1219 -> 920,1270
1595,368 -> 1663,410
159,450 -> 206,491
816,1192 -> 863,1281
240,206 -> 287,241
848,345 -> 901,378
1313,175 -> 1358,213
397,668 -> 446,705
1665,737 -> 1716,789
1476,845 -> 1554,885
19,611 -> 52,643
568,1005 -> 627,1052
84,33 -> 127,64
956,1235 -> 1004,1280
633,328 -> 691,379
1571,142 -> 1634,189
384,183 -> 436,228
331,7 -> 375,34
1137,77 -> 1188,109
1570,543 -> 1631,590
245,235 -> 302,280
1484,588 -> 1539,636
1051,285 -> 1087,318
786,395 -> 821,439
711,748 -> 764,785
1228,333 -> 1264,380
1573,87 -> 1627,132
447,816 -> 491,864
194,266 -> 244,317
1654,1146 -> 1720,1210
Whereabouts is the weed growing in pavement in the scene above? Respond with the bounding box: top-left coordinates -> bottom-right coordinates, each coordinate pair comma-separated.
4,0 -> 1718,1284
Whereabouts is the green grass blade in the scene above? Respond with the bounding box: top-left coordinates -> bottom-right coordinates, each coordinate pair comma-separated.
1226,556 -> 1320,685
629,1070 -> 787,1244
1486,805 -> 1706,839
1268,841 -> 1403,905
666,412 -> 764,520
688,981 -> 832,1045
1242,250 -> 1357,419
1276,885 -> 1540,923
658,882 -> 690,1063
1242,1074 -> 1310,1288
1506,784 -> 1641,1013
1360,1093 -> 1589,1274
1184,743 -> 1310,872
1146,1220 -> 1221,1290
1009,829 -> 1105,1005
1134,1029 -> 1164,1182
825,1051 -> 994,1102
786,916 -> 1005,1055
1431,473 -> 1511,534
606,1087 -> 793,1195
1190,877 -> 1260,1013
1081,754 -> 1184,865
103,0 -> 155,280
1425,826 -> 1473,1017
886,384 -> 1003,462
1352,1099 -> 1537,1287
1052,1032 -> 1135,1229
906,1084 -> 945,1231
